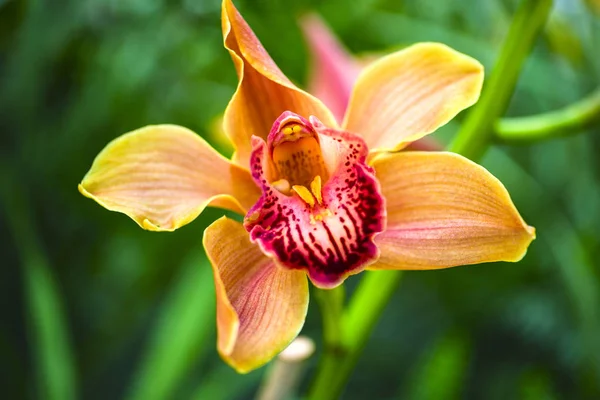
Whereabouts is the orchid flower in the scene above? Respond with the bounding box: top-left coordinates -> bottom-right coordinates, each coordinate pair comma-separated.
79,0 -> 535,373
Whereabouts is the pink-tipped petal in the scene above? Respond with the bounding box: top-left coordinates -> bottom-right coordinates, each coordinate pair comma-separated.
244,113 -> 386,288
300,14 -> 362,122
79,125 -> 260,231
370,152 -> 535,270
222,0 -> 336,167
203,217 -> 309,373
343,43 -> 484,152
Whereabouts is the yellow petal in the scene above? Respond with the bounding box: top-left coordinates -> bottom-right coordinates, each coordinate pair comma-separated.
343,43 -> 483,152
203,217 -> 309,373
370,152 -> 535,270
221,0 -> 336,167
79,125 -> 260,231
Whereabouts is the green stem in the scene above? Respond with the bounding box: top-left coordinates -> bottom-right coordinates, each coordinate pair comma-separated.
342,271 -> 404,352
450,0 -> 553,159
308,285 -> 346,400
308,271 -> 403,400
313,285 -> 345,348
309,0 -> 553,399
495,88 -> 600,142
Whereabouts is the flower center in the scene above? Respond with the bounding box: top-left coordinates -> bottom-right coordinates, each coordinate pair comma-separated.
269,119 -> 329,208
244,111 -> 386,288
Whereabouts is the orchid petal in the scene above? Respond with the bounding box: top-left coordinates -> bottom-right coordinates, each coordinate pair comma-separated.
370,151 -> 535,269
222,0 -> 336,167
300,13 -> 362,123
343,43 -> 484,152
79,125 -> 260,231
203,217 -> 309,373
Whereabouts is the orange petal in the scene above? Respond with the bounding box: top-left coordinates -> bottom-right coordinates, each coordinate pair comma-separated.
370,152 -> 535,269
203,217 -> 309,373
222,0 -> 336,167
79,125 -> 260,231
343,43 -> 483,152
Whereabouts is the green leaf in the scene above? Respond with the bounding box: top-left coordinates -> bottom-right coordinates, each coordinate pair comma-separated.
24,255 -> 77,400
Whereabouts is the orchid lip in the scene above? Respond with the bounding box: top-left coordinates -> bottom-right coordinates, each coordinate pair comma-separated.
244,111 -> 386,288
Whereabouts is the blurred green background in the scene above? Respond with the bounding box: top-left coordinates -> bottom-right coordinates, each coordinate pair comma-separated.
1,0 -> 599,399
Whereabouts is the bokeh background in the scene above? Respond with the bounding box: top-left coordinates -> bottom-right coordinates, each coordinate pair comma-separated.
1,0 -> 600,399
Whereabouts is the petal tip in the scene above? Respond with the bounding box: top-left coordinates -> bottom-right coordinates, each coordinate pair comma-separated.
511,224 -> 536,262
527,224 -> 536,240
78,182 -> 92,199
142,218 -> 166,232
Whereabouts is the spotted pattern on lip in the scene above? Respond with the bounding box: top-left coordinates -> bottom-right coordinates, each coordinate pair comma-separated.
244,111 -> 386,288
